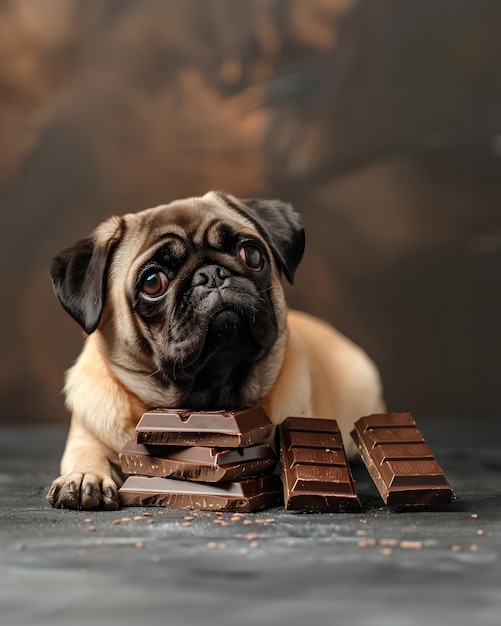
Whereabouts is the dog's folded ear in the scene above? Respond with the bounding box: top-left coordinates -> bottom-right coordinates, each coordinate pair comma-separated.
219,193 -> 305,284
49,216 -> 125,334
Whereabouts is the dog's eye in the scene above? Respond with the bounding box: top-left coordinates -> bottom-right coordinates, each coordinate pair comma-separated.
141,271 -> 169,298
239,244 -> 264,271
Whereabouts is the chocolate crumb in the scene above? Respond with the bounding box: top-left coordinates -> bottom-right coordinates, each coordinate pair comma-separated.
380,538 -> 398,547
400,541 -> 423,550
357,539 -> 376,548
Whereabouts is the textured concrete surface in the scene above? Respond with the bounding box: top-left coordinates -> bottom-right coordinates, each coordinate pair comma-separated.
1,417 -> 500,626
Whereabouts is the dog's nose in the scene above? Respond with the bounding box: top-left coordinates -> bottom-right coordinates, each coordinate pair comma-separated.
191,265 -> 231,289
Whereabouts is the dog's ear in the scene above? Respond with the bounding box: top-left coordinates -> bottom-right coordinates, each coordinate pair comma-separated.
239,197 -> 305,284
50,216 -> 125,334
220,193 -> 305,284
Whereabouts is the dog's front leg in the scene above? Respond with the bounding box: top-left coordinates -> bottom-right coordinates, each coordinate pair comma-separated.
46,419 -> 121,510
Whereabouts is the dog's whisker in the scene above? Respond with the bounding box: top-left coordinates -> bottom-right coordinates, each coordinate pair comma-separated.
144,365 -> 162,379
172,357 -> 179,381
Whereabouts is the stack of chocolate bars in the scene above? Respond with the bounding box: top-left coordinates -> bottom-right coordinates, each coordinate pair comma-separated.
118,407 -> 283,512
119,409 -> 456,512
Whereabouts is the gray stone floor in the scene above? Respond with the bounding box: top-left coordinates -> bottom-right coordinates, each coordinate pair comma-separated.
1,417 -> 500,626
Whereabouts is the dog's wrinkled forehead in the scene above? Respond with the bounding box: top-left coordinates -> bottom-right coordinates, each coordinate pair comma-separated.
123,192 -> 260,257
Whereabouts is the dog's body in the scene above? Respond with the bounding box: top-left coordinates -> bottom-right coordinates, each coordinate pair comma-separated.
47,192 -> 384,510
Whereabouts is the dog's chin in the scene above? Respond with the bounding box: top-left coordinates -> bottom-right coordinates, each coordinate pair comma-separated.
172,309 -> 268,378
160,307 -> 278,409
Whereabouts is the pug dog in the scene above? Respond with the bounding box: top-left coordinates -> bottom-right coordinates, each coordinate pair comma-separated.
46,191 -> 384,510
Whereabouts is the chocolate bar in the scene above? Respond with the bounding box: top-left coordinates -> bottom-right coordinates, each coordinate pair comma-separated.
278,417 -> 361,512
351,413 -> 456,506
119,440 -> 277,482
118,474 -> 283,512
135,407 -> 273,448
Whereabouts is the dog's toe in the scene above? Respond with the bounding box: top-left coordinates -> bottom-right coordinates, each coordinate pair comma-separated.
46,473 -> 82,509
46,477 -> 62,507
80,473 -> 103,509
101,479 -> 120,510
46,473 -> 119,510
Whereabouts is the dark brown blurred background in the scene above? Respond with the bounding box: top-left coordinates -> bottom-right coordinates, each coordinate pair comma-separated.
2,0 -> 501,425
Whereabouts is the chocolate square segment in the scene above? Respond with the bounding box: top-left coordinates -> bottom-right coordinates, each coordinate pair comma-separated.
351,413 -> 456,507
279,417 -> 361,512
135,407 -> 273,448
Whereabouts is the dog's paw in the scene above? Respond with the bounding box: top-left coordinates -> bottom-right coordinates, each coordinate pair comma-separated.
46,472 -> 119,510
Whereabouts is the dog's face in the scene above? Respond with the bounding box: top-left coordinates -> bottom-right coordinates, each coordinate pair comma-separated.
51,192 -> 304,410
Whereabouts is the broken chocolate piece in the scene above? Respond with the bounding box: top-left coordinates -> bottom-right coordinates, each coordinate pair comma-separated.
119,440 -> 277,482
279,417 -> 361,512
135,407 -> 273,448
351,413 -> 456,506
118,474 -> 283,512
